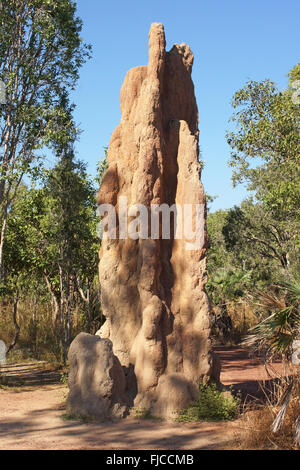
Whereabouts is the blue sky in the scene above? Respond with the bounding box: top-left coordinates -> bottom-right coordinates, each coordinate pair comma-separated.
71,0 -> 300,211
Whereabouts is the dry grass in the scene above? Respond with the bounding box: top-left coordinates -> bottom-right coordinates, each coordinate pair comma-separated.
212,301 -> 259,345
234,378 -> 300,449
227,301 -> 259,332
0,299 -> 88,365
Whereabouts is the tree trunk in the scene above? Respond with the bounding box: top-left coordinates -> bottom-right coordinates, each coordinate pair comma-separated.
0,210 -> 8,281
75,275 -> 91,332
65,272 -> 71,360
44,272 -> 60,326
6,291 -> 20,355
59,265 -> 66,364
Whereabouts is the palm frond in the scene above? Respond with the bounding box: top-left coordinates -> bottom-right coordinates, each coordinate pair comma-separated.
294,415 -> 300,447
280,279 -> 300,301
271,383 -> 293,433
256,291 -> 286,310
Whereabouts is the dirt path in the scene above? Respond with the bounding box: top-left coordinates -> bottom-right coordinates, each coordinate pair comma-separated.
216,346 -> 288,401
0,362 -> 61,386
0,347 -> 285,450
0,384 -> 237,450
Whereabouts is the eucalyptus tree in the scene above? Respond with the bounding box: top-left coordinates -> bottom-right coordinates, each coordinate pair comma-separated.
45,150 -> 98,363
226,63 -> 300,221
0,0 -> 91,278
2,151 -> 99,362
1,182 -> 45,354
226,63 -> 300,280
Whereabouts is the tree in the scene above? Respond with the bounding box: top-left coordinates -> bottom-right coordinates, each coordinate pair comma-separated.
207,209 -> 233,274
2,155 -> 100,363
1,182 -> 43,355
0,0 -> 91,279
95,146 -> 108,187
2,150 -> 101,361
38,147 -> 99,362
226,63 -> 300,279
1,115 -> 109,360
227,63 -> 300,220
222,200 -> 299,279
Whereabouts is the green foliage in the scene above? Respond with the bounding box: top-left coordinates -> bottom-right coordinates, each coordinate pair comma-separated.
226,68 -> 300,220
177,382 -> 241,422
223,200 -> 299,277
207,209 -> 233,273
207,268 -> 251,305
95,146 -> 108,187
60,370 -> 69,385
246,279 -> 300,358
208,63 -> 300,327
226,64 -> 300,281
3,152 -> 99,282
205,193 -> 218,213
0,0 -> 92,278
1,145 -> 102,362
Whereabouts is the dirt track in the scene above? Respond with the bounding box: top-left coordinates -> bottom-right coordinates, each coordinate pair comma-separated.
0,347 -> 287,450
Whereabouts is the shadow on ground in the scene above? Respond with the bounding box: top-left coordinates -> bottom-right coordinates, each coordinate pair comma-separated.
0,362 -> 61,387
0,400 -> 237,450
214,346 -> 293,404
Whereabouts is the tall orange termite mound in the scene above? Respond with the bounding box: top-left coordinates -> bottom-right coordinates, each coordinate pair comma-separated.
68,23 -> 219,421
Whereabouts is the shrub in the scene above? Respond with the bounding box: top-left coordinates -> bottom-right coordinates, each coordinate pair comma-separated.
177,382 -> 241,422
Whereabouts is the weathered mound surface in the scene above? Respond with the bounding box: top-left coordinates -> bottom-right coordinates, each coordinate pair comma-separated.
67,333 -> 129,420
96,23 -> 217,419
